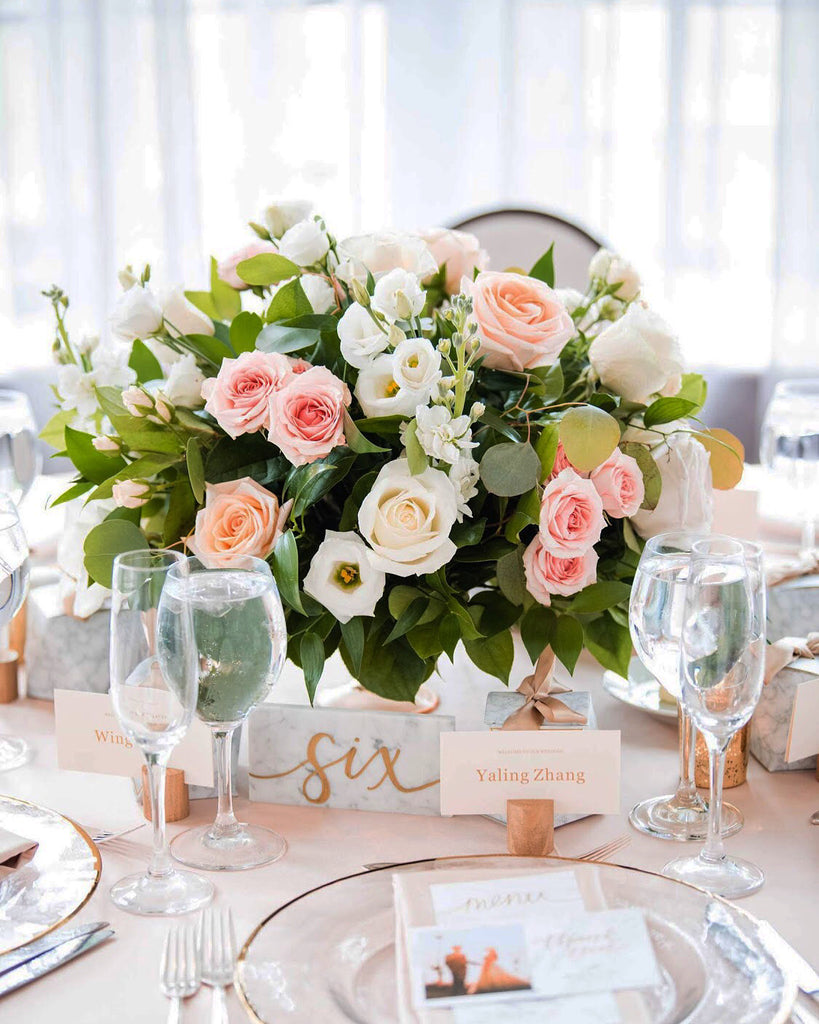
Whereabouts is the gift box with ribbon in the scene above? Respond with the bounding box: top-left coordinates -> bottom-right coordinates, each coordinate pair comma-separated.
751,633 -> 819,772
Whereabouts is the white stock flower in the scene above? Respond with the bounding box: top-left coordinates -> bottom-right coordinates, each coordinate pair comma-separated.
58,344 -> 135,421
278,219 -> 329,266
338,303 -> 390,369
109,285 -> 163,341
161,286 -> 215,339
76,333 -> 99,356
371,268 -> 425,322
336,232 -> 437,285
112,479 -> 150,509
164,353 -> 206,408
358,458 -> 459,577
391,338 -> 441,401
630,433 -> 714,539
303,530 -> 386,623
261,199 -> 312,239
413,405 -> 476,465
588,303 -> 684,404
449,456 -> 480,521
354,355 -> 421,418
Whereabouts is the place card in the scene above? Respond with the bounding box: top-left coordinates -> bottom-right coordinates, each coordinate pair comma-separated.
54,689 -> 214,786
439,730 -> 620,816
786,675 -> 819,762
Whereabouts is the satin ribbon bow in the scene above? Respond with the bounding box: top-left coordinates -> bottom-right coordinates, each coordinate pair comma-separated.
501,647 -> 588,731
764,632 -> 819,685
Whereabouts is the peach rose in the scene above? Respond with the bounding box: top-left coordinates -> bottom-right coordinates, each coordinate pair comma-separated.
189,477 -> 291,568
464,271 -> 574,372
539,468 -> 605,557
217,240 -> 278,290
420,227 -> 488,295
268,366 -> 351,466
523,534 -> 599,603
590,448 -> 645,518
202,350 -> 293,438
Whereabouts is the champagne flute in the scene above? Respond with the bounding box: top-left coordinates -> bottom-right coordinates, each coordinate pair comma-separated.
109,549 -> 214,915
0,496 -> 30,771
663,537 -> 766,897
628,532 -> 741,840
169,555 -> 287,871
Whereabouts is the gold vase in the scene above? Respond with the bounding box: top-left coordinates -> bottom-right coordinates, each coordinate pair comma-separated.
694,724 -> 750,789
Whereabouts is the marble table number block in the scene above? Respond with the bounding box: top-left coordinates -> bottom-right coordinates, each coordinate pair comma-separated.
248,704 -> 455,815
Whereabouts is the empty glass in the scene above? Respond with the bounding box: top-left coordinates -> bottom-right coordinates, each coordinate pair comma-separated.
0,496 -> 30,771
628,532 -> 741,840
109,549 -> 214,915
169,556 -> 288,871
0,389 -> 40,504
663,537 -> 766,898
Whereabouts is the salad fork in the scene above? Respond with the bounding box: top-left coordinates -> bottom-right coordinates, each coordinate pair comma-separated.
199,907 -> 237,1024
160,925 -> 200,1023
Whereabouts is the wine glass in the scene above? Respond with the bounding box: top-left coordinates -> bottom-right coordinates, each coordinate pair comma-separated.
628,532 -> 742,840
760,379 -> 819,557
109,549 -> 214,915
169,555 -> 288,871
0,389 -> 40,504
0,496 -> 30,771
663,537 -> 766,898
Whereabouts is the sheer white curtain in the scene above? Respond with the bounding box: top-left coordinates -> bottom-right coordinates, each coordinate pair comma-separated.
1,0 -> 816,372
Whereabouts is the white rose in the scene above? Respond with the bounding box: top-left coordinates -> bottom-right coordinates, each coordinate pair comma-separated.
164,353 -> 206,408
303,530 -> 386,623
449,456 -> 480,521
161,286 -> 215,339
392,338 -> 441,400
278,220 -> 329,267
358,458 -> 458,577
588,303 -> 684,404
112,479 -> 150,509
588,248 -> 612,280
554,288 -> 584,314
413,404 -> 475,466
371,268 -> 426,322
262,199 -> 312,239
354,355 -> 419,417
630,433 -> 714,539
338,303 -> 390,369
110,285 -> 163,341
419,228 -> 489,295
337,231 -> 437,284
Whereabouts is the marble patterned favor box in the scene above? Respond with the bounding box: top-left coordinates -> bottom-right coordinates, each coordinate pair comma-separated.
751,658 -> 819,771
248,703 -> 455,815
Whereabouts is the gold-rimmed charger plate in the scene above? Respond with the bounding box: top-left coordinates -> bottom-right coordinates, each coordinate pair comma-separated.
0,795 -> 101,955
236,854 -> 796,1023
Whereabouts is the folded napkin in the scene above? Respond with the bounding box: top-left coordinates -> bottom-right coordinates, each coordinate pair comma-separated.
764,633 -> 819,685
0,827 -> 38,880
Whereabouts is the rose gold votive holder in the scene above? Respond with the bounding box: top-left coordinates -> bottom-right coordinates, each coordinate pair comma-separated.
695,723 -> 750,789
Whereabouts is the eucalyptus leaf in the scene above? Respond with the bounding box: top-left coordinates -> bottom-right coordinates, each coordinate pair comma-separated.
692,428 -> 745,490
479,442 -> 540,497
236,253 -> 301,286
255,323 -> 321,355
559,405 -> 620,472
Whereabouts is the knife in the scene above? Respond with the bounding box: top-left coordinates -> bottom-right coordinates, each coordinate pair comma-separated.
756,919 -> 819,1003
0,927 -> 114,997
0,922 -> 109,977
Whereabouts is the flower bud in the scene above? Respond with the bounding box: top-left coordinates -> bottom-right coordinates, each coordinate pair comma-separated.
117,266 -> 139,290
464,370 -> 475,388
150,393 -> 173,424
76,333 -> 99,356
92,435 -> 121,453
394,290 -> 414,321
112,479 -> 150,509
437,337 -> 451,356
469,336 -> 481,353
470,401 -> 485,421
350,278 -> 371,307
387,324 -> 406,347
122,386 -> 153,417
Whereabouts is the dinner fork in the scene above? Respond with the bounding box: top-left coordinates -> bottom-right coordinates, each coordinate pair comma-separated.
577,833 -> 631,863
160,925 -> 200,1024
199,907 -> 236,1024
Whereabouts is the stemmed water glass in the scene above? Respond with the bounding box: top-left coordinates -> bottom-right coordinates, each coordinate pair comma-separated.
663,537 -> 766,898
0,389 -> 40,504
169,555 -> 288,871
109,549 -> 214,915
0,496 -> 30,771
628,532 -> 741,840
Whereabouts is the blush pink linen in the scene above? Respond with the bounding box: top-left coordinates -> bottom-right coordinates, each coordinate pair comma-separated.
217,241 -> 278,290
202,350 -> 294,438
465,271 -> 574,372
539,468 -> 606,557
188,477 -> 291,567
590,448 -> 645,518
523,534 -> 599,603
268,365 -> 351,466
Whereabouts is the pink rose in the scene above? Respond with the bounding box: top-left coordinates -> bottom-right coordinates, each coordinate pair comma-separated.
523,534 -> 599,603
420,227 -> 488,295
202,350 -> 293,438
268,366 -> 351,466
189,477 -> 291,568
590,448 -> 645,518
464,271 -> 574,372
549,440 -> 588,480
287,356 -> 312,375
539,468 -> 605,556
217,241 -> 277,290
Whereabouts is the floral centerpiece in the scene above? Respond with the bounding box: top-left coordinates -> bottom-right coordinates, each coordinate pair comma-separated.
43,202 -> 743,701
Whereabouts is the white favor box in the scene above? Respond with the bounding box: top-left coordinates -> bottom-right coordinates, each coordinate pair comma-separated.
751,658 -> 819,771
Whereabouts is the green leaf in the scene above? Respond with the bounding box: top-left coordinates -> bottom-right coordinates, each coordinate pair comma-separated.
529,244 -> 555,287
284,450 -> 355,518
451,518 -> 485,548
520,605 -> 557,663
300,632 -> 325,705
388,585 -> 424,620
569,580 -> 632,613
255,323 -> 321,355
504,486 -> 541,543
496,546 -> 528,605
95,386 -> 128,421
643,396 -> 697,429
342,411 -> 389,454
85,453 -> 181,502
340,617 -> 365,676
163,478 -> 196,547
128,338 -> 163,384
272,530 -> 304,613
478,407 -> 521,443
354,415 -> 406,435
464,631 -> 514,685
210,256 -> 241,320
620,442 -> 662,511
385,598 -> 426,643
534,423 -> 559,480
439,614 -> 460,661
64,426 -> 126,484
229,311 -> 263,354
184,290 -> 220,320
583,613 -> 632,677
185,333 -> 235,368
479,441 -> 540,497
530,360 -> 564,403
83,519 -> 148,588
676,372 -> 707,413
173,408 -> 219,438
622,516 -> 643,555
551,615 -> 584,674
186,437 -> 205,503
109,416 -> 182,455
469,591 -> 520,637
404,419 -> 428,475
236,253 -> 301,287
444,595 -> 483,641
266,279 -> 312,322
559,405 -> 620,472
343,624 -> 427,702
39,409 -> 74,451
50,479 -> 94,507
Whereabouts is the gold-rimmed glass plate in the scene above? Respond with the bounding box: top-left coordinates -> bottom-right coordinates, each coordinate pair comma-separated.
0,795 -> 101,955
236,855 -> 796,1023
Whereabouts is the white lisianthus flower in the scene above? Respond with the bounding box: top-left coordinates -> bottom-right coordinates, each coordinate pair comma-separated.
338,303 -> 390,369
336,231 -> 437,285
371,268 -> 425,322
303,531 -> 386,623
413,404 -> 476,465
147,339 -> 182,367
278,219 -> 329,267
117,267 -> 139,290
299,274 -> 336,314
588,248 -> 612,281
91,344 -> 137,388
588,303 -> 684,404
554,288 -> 584,315
449,456 -> 480,521
358,458 -> 458,577
354,355 -> 421,418
112,479 -> 150,509
161,286 -> 215,339
163,353 -> 206,408
630,433 -> 714,539
588,248 -> 641,301
110,285 -> 163,341
261,199 -> 312,239
391,338 -> 441,401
